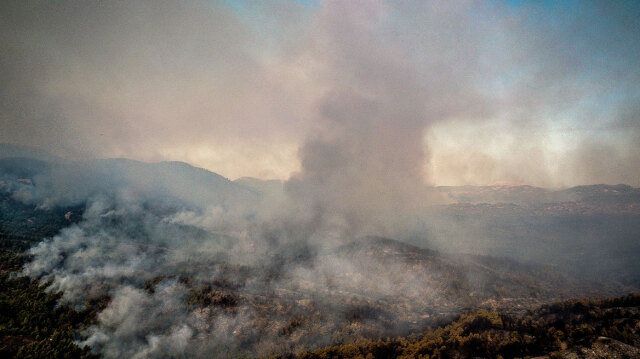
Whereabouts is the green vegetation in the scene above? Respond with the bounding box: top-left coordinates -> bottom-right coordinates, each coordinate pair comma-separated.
0,191 -> 82,251
0,246 -> 96,358
277,295 -> 640,359
0,193 -> 93,358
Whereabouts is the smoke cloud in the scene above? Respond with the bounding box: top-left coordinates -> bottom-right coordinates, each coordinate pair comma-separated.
1,0 -> 638,185
15,160 -> 455,357
2,0 -> 640,357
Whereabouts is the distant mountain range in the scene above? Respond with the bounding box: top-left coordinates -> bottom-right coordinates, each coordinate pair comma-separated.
2,143 -> 639,210
0,144 -> 258,209
436,183 -> 640,210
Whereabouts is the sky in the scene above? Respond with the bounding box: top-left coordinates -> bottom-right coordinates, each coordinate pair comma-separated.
1,0 -> 639,187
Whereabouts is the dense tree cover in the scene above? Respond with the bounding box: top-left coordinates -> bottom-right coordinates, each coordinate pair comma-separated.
0,246 -> 97,358
0,194 -> 93,358
276,295 -> 640,359
0,191 -> 83,250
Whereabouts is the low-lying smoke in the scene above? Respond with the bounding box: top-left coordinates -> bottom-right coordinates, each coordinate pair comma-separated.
17,160 -> 448,357
2,0 -> 639,357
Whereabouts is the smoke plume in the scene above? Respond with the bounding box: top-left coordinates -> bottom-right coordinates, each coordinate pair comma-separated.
1,0 -> 639,357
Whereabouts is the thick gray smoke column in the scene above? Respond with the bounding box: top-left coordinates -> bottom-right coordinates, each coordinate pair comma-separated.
287,53 -> 430,236
285,1 -> 492,237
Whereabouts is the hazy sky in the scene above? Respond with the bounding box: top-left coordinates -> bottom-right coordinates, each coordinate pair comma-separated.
1,0 -> 639,187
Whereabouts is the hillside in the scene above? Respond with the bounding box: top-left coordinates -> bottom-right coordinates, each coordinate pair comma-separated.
282,295 -> 640,359
0,188 -> 624,357
0,152 -> 639,357
0,155 -> 258,210
131,237 -> 623,357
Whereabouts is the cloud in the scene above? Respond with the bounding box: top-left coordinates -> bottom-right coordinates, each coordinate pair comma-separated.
0,0 -> 310,178
421,1 -> 640,187
1,0 -> 638,185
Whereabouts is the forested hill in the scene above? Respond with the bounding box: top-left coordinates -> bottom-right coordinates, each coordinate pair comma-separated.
281,295 -> 640,359
0,213 -> 95,357
0,190 -> 83,250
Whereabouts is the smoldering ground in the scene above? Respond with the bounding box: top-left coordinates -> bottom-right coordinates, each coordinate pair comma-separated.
15,158 -> 639,358
16,159 -> 460,358
2,0 -> 640,357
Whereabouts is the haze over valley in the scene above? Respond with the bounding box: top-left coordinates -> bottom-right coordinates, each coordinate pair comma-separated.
1,1 -> 640,358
